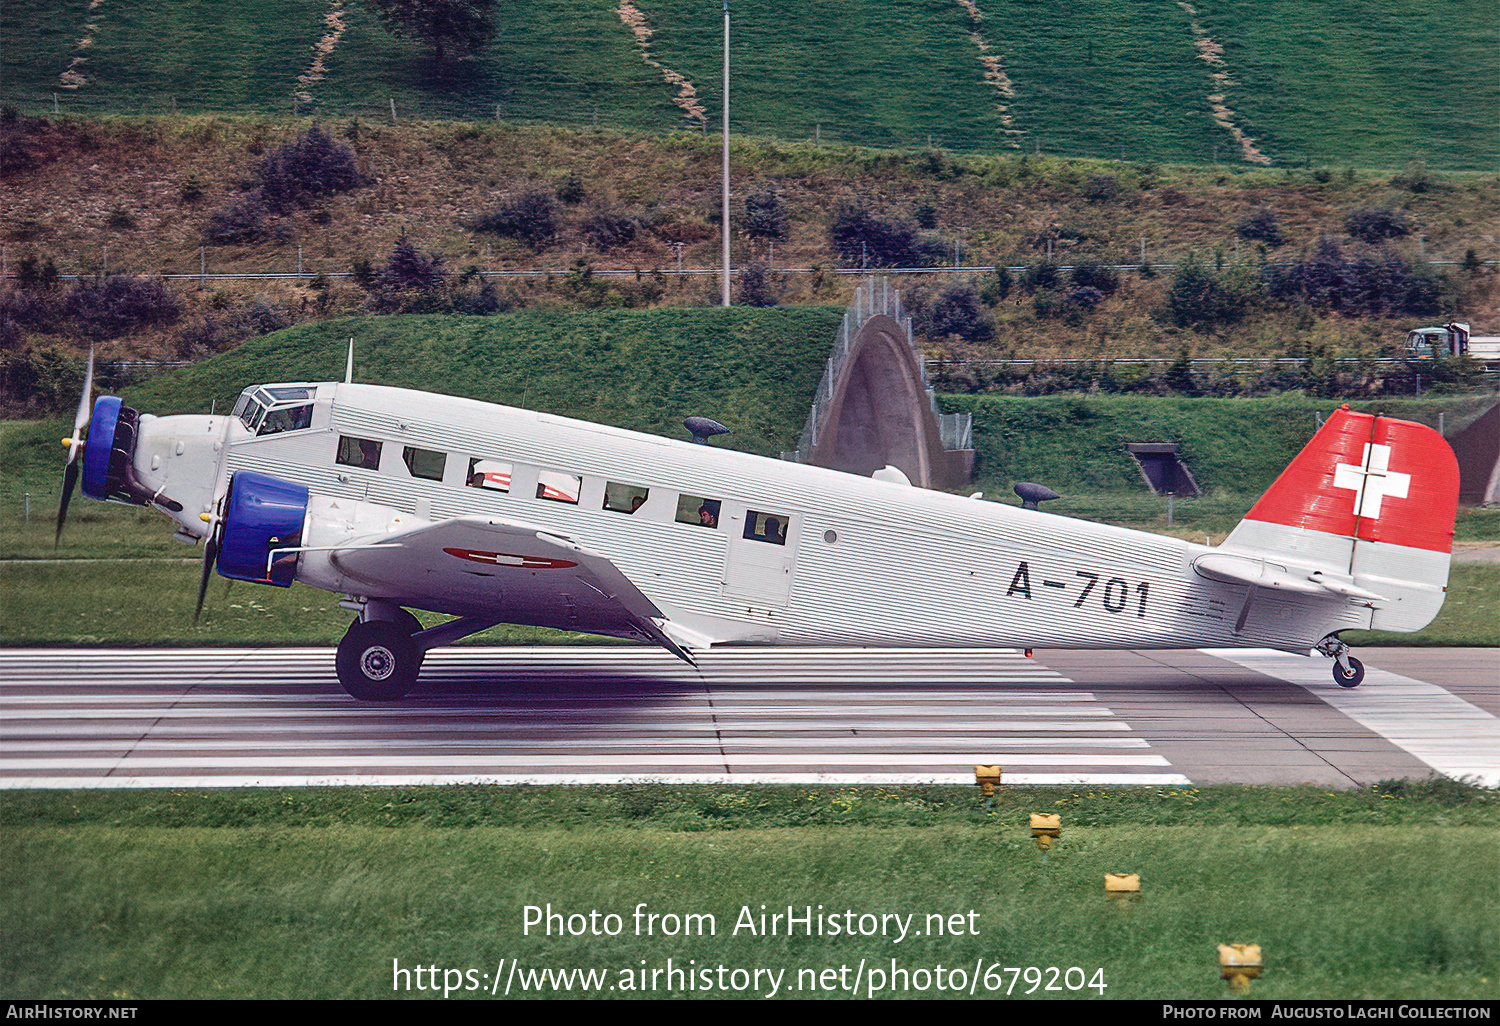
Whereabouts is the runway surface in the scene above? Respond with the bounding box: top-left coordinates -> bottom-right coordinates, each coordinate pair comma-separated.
1,646 -> 1494,789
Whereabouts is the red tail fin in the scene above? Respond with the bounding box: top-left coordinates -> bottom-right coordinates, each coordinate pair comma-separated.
1243,407 -> 1459,554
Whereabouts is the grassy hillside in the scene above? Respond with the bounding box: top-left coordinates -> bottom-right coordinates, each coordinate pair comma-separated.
121,307 -> 842,454
3,0 -> 1495,168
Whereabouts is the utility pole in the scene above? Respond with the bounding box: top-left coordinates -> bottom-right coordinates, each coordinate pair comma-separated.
721,0 -> 731,306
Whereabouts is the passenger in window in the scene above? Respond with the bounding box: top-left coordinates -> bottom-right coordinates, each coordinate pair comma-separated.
631,495 -> 645,513
763,516 -> 785,544
698,504 -> 718,528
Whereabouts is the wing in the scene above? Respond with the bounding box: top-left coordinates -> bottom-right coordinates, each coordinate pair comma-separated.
326,515 -> 699,663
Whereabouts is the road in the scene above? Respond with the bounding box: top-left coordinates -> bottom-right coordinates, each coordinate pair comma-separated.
2,646 -> 1494,789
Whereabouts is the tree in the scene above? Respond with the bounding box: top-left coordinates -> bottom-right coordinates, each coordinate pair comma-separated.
362,0 -> 495,65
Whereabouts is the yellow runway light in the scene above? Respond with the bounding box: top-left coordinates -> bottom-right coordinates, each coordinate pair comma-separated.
974,765 -> 1001,797
1218,943 -> 1263,993
1029,812 -> 1061,850
1104,873 -> 1141,904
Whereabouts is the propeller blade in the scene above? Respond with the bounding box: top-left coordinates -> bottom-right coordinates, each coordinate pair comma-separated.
55,350 -> 95,548
54,460 -> 79,548
72,347 -> 95,440
194,530 -> 218,623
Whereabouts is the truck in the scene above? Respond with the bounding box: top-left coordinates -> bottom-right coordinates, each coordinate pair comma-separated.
1405,321 -> 1500,362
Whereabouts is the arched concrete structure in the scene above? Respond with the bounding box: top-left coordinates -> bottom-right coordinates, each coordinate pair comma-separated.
791,279 -> 974,490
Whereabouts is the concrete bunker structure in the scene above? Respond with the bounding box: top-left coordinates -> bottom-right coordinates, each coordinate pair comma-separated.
785,279 -> 974,490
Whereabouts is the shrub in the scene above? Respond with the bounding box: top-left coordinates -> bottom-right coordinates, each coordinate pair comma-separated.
452,279 -> 507,315
0,345 -> 85,415
178,174 -> 206,204
1022,261 -> 1061,292
14,255 -> 59,292
1390,161 -> 1435,194
554,173 -> 586,205
205,193 -> 272,244
582,206 -> 638,251
1264,238 -> 1442,317
926,285 -> 993,341
1236,208 -> 1285,248
735,262 -> 781,307
469,189 -> 559,250
1067,285 -> 1106,312
368,236 -> 448,313
1069,262 -> 1120,296
1345,207 -> 1410,245
1084,175 -> 1118,203
981,264 -> 1013,305
257,124 -> 361,213
0,287 -> 64,336
66,275 -> 182,340
828,204 -> 939,267
743,185 -> 790,243
232,297 -> 292,336
174,316 -> 225,359
1166,254 -> 1260,327
0,110 -> 36,176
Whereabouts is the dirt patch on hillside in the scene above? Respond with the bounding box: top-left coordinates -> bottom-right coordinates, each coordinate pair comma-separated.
294,1 -> 348,108
956,0 -> 1022,145
1177,2 -> 1270,165
616,1 -> 707,127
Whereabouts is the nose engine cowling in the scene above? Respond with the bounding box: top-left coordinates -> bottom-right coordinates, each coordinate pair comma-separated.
79,395 -> 184,512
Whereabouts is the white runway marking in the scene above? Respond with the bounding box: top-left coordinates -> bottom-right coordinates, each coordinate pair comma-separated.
0,647 -> 1191,788
1202,648 -> 1500,787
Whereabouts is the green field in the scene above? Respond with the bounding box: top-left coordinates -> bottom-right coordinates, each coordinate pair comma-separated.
3,0 -> 1495,167
3,784 -> 1496,999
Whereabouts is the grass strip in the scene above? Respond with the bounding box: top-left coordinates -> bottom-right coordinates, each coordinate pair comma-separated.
2,783 -> 1495,1000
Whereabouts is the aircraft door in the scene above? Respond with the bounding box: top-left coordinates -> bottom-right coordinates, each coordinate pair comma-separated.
722,507 -> 797,606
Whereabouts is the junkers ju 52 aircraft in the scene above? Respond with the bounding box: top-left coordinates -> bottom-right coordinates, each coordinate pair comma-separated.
56,348 -> 1459,700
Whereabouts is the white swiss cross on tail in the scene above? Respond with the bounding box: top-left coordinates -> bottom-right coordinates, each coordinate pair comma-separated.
1332,443 -> 1410,519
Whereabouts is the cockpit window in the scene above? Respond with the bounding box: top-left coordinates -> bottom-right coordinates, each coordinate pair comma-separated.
743,509 -> 789,545
236,395 -> 267,432
266,386 -> 314,402
257,404 -> 313,435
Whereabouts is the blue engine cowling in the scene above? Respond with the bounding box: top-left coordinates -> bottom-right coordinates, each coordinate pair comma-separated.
217,471 -> 309,587
81,396 -> 144,503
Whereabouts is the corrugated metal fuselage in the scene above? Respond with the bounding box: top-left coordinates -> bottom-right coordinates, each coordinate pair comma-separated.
221,383 -> 1366,651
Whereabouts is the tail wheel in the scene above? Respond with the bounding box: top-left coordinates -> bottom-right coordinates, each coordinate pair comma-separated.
1332,656 -> 1366,689
336,619 -> 421,701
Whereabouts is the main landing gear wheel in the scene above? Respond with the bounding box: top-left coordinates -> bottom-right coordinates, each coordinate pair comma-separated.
336,618 -> 422,701
1332,656 -> 1366,689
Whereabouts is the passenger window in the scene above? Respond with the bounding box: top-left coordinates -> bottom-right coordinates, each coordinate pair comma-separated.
676,494 -> 721,529
744,509 -> 789,545
336,435 -> 382,470
603,482 -> 649,514
402,446 -> 446,482
537,470 -> 581,505
258,404 -> 313,436
466,457 -> 511,492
